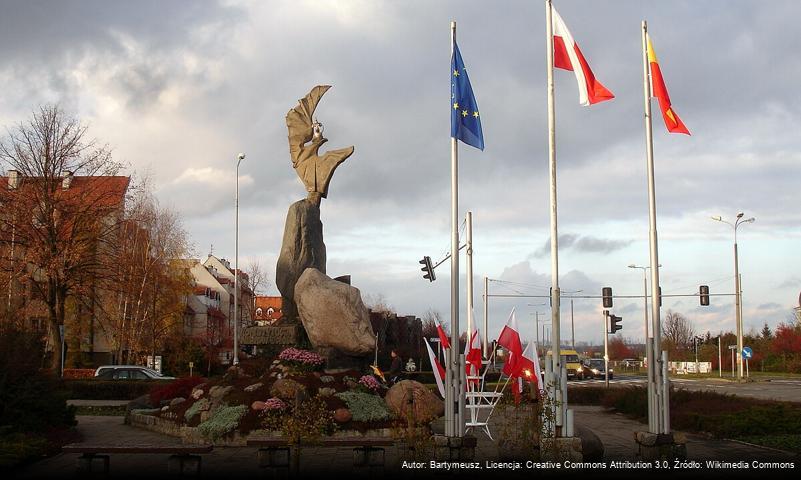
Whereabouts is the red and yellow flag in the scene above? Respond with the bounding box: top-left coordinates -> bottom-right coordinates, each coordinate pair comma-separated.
647,34 -> 690,135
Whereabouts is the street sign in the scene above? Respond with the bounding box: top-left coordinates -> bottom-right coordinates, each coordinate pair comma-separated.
742,346 -> 753,359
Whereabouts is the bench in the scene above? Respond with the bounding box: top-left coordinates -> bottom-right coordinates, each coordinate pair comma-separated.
62,443 -> 214,476
247,437 -> 394,475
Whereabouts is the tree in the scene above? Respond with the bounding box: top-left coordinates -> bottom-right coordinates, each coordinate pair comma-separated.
421,308 -> 443,339
663,310 -> 695,351
100,180 -> 193,365
0,105 -> 123,371
608,335 -> 633,360
761,322 -> 773,339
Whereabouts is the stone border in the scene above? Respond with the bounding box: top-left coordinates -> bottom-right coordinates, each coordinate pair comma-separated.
128,413 -> 404,446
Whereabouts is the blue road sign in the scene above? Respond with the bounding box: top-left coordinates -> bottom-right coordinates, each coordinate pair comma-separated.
742,346 -> 753,359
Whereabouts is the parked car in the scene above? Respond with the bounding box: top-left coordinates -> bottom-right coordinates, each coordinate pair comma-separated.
94,365 -> 174,380
546,349 -> 584,380
584,358 -> 613,380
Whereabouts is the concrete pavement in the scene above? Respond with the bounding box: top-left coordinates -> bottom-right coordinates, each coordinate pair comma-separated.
14,408 -> 797,478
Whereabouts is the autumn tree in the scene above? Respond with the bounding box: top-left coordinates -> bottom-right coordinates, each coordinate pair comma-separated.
0,105 -> 124,371
100,180 -> 193,365
608,335 -> 633,360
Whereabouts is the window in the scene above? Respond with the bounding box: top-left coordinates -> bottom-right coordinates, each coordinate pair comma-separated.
130,370 -> 149,380
114,370 -> 130,380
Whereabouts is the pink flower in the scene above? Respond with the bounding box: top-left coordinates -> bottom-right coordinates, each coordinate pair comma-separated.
358,375 -> 381,392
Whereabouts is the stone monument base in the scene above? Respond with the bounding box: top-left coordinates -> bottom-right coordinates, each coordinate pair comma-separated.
634,431 -> 687,461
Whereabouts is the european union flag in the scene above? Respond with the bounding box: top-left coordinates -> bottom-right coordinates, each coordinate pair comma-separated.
451,40 -> 484,151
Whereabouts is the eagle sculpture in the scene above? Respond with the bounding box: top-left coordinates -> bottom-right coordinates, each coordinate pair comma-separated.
286,85 -> 354,205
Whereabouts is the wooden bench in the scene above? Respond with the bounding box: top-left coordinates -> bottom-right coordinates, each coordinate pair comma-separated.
247,437 -> 394,474
62,443 -> 214,476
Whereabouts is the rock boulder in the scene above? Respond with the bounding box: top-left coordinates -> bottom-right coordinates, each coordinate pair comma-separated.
385,380 -> 444,424
294,268 -> 375,356
276,199 -> 326,320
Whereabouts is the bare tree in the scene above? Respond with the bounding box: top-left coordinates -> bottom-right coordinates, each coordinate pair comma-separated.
421,308 -> 444,339
662,310 -> 695,350
240,258 -> 270,322
0,106 -> 123,370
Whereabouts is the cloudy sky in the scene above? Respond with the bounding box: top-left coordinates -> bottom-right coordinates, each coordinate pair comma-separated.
2,0 -> 799,347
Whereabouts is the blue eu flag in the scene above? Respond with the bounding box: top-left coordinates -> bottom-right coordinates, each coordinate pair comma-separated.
451,40 -> 484,151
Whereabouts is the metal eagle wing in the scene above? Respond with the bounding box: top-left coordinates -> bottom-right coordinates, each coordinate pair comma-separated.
286,85 -> 332,165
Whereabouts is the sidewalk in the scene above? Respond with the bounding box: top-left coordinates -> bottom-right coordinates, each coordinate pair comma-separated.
14,407 -> 797,478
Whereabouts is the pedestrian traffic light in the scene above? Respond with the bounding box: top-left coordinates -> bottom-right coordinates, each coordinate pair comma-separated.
609,314 -> 623,334
699,285 -> 710,306
602,287 -> 613,308
419,256 -> 435,282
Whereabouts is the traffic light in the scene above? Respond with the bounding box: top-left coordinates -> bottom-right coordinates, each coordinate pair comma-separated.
602,287 -> 613,308
699,285 -> 710,306
609,314 -> 623,334
658,286 -> 662,307
419,256 -> 435,282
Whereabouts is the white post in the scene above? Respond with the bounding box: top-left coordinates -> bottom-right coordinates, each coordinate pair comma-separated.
603,311 -> 609,388
446,20 -> 461,438
483,276 -> 489,358
642,21 -> 667,434
234,153 -> 245,365
718,336 -> 722,378
545,0 -> 564,437
466,211 -> 474,341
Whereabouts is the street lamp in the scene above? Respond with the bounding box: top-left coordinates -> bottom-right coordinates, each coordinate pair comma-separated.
712,212 -> 755,381
234,153 -> 246,366
627,264 -> 661,345
528,303 -> 547,355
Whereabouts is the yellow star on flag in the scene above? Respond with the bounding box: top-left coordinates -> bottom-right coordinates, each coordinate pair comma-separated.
453,102 -> 459,110
462,110 -> 468,117
453,69 -> 459,77
473,111 -> 479,118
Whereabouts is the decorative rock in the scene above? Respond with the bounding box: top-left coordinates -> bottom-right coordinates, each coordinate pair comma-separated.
318,387 -> 336,397
276,199 -> 327,320
244,383 -> 264,393
169,397 -> 186,407
385,380 -> 444,424
161,405 -> 170,412
333,408 -> 352,424
320,375 -> 335,384
294,268 -> 376,356
208,385 -> 233,409
251,401 -> 267,411
270,378 -> 308,402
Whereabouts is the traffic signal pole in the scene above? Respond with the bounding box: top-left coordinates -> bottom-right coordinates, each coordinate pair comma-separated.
603,311 -> 609,388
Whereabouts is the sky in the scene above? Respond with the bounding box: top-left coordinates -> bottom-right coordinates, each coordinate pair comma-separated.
1,0 -> 799,348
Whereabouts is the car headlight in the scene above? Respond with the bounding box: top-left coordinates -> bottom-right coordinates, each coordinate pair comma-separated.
609,369 -> 614,373
591,369 -> 599,374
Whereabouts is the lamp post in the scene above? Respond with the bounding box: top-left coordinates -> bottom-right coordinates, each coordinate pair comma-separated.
528,303 -> 547,356
712,212 -> 755,381
234,153 -> 245,366
628,263 -> 660,431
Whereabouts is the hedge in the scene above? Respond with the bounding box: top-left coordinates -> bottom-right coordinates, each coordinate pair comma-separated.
64,380 -> 170,400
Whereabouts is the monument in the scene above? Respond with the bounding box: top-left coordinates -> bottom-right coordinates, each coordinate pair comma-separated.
275,85 -> 375,368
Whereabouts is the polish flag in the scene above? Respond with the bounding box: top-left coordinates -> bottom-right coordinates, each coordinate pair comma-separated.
647,33 -> 690,135
552,6 -> 615,106
425,338 -> 446,399
497,309 -> 523,361
509,343 -> 538,404
465,329 -> 483,381
436,321 -> 451,350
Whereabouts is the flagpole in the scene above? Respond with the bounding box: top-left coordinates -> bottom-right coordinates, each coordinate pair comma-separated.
466,211 -> 474,341
545,0 -> 564,437
641,20 -> 668,435
447,20 -> 461,438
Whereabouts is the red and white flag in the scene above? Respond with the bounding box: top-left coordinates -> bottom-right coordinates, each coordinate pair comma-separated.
498,309 -> 523,377
465,328 -> 483,381
497,309 -> 523,357
425,338 -> 446,399
552,6 -> 615,106
436,320 -> 451,350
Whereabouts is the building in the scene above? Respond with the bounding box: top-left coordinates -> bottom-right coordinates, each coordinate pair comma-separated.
0,170 -> 130,365
253,296 -> 283,325
181,254 -> 253,365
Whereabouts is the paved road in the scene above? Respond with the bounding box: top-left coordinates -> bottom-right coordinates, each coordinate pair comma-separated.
569,375 -> 801,403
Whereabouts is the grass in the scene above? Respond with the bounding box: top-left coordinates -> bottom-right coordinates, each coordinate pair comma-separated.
735,434 -> 801,453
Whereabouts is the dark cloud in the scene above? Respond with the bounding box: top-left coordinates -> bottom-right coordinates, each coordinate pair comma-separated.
532,234 -> 632,258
